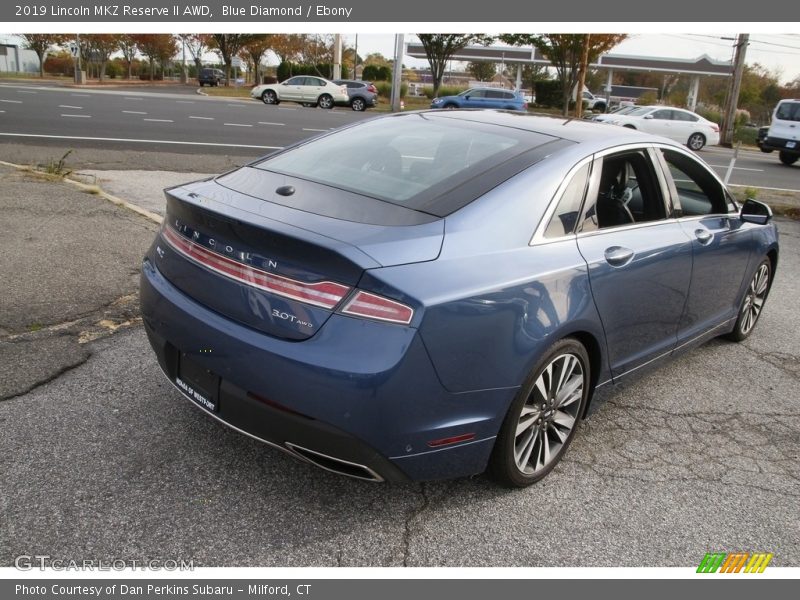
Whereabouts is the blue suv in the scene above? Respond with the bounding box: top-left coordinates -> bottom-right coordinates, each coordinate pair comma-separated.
431,87 -> 527,111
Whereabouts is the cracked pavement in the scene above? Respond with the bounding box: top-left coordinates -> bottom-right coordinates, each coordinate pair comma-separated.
0,163 -> 798,567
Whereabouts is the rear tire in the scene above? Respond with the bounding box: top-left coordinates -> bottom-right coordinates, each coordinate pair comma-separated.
488,338 -> 590,488
687,133 -> 706,151
318,94 -> 334,109
727,259 -> 771,342
779,151 -> 798,166
351,97 -> 366,111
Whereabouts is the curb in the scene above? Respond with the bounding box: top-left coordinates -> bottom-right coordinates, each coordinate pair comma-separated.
0,159 -> 163,225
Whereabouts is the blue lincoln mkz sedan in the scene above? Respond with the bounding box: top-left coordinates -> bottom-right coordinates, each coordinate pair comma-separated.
141,110 -> 778,487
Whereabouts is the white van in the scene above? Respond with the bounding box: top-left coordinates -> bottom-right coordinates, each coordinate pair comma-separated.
763,99 -> 800,165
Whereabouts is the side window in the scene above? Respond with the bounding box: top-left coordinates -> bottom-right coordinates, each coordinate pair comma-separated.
651,109 -> 673,120
580,150 -> 667,231
659,149 -> 729,216
673,111 -> 698,122
503,91 -> 516,100
285,77 -> 304,86
544,163 -> 591,238
487,90 -> 505,99
468,90 -> 486,98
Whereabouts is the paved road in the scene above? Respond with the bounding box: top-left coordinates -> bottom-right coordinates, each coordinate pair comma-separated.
0,82 -> 370,155
1,82 -> 798,190
1,163 -> 798,567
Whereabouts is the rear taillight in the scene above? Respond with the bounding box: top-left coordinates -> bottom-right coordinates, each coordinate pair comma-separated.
711,123 -> 720,133
162,225 -> 350,309
340,291 -> 414,325
367,84 -> 378,93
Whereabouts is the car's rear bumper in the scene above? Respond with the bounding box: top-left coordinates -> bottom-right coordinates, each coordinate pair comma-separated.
762,136 -> 800,155
140,257 -> 511,482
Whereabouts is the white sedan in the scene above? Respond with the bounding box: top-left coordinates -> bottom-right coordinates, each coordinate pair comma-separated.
251,76 -> 349,109
602,105 -> 720,151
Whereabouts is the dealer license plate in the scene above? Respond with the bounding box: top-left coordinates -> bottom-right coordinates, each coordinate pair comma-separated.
176,353 -> 220,412
786,141 -> 796,148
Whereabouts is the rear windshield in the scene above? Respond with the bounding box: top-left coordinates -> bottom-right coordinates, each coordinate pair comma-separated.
776,102 -> 800,122
254,113 -> 561,214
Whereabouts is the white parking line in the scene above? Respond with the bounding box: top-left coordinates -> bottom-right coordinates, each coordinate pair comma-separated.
278,107 -> 297,111
71,94 -> 90,97
122,110 -> 147,115
59,105 -> 83,109
0,132 -> 284,150
176,100 -> 195,104
302,128 -> 328,132
188,116 -> 214,120
0,99 -> 22,104
61,114 -> 91,118
17,90 -> 37,94
226,104 -> 247,108
707,164 -> 764,172
124,97 -> 143,100
143,118 -> 173,122
258,122 -> 285,126
224,123 -> 253,127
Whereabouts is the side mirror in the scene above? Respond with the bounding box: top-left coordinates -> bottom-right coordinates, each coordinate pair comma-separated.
643,114 -> 654,119
464,95 -> 470,100
740,198 -> 772,225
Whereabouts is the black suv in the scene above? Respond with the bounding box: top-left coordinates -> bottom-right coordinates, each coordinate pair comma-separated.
198,68 -> 225,87
333,80 -> 379,111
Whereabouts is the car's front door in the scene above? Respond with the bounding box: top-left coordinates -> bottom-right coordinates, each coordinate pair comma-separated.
281,77 -> 306,101
654,147 -> 755,343
462,89 -> 487,108
643,109 -> 676,139
575,146 -> 693,378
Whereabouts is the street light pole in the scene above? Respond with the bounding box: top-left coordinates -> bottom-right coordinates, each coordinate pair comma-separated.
390,33 -> 404,112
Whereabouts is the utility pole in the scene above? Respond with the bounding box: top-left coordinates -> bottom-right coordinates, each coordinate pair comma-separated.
354,34 -> 358,79
390,33 -> 404,112
722,33 -> 749,147
333,34 -> 342,80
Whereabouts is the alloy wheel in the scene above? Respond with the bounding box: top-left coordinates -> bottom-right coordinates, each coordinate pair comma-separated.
688,133 -> 706,151
740,263 -> 770,336
513,353 -> 584,476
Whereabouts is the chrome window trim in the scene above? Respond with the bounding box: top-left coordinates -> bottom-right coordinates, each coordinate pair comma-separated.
529,154 -> 594,246
651,142 -> 739,217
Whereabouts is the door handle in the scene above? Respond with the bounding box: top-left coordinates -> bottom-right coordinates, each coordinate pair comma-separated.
604,246 -> 635,267
694,229 -> 713,245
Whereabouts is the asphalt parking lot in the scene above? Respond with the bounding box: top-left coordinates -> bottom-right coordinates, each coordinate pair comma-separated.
0,158 -> 798,567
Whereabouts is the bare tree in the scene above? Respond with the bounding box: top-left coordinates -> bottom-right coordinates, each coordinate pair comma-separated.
242,35 -> 273,85
501,34 -> 626,116
20,34 -> 66,77
181,34 -> 211,72
117,35 -> 137,79
417,34 -> 494,96
209,34 -> 254,85
83,34 -> 121,82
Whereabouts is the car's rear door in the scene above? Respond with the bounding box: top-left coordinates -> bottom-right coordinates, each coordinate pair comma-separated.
574,145 -> 693,378
654,146 -> 754,343
304,77 -> 327,103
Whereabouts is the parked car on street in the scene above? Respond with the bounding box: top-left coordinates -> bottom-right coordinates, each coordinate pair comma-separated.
593,104 -> 639,122
430,87 -> 527,111
250,76 -> 349,109
198,68 -> 225,87
581,90 -> 607,112
332,79 -> 379,111
757,125 -> 771,152
759,99 -> 800,165
602,105 -> 720,150
141,110 -> 777,487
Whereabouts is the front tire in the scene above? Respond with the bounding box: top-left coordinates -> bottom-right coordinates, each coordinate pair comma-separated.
262,90 -> 278,105
727,259 -> 772,342
351,97 -> 366,112
489,338 -> 590,488
318,94 -> 334,109
779,151 -> 798,166
688,133 -> 706,151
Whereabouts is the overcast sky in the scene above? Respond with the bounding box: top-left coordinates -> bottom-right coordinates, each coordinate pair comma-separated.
351,33 -> 800,84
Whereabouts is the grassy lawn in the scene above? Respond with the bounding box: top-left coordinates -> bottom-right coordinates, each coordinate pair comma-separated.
200,86 -> 253,98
